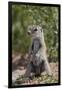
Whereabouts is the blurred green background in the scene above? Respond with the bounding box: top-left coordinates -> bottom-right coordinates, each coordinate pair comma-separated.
12,4 -> 59,61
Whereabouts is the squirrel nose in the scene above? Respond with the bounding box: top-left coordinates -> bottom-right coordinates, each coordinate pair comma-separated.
27,31 -> 31,35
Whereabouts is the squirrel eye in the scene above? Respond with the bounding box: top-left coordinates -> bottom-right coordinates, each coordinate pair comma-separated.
34,28 -> 37,31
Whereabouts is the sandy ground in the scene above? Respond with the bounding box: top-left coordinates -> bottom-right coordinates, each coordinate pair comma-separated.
12,55 -> 59,85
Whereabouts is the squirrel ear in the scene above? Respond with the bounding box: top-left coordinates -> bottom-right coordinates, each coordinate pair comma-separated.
41,29 -> 43,32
